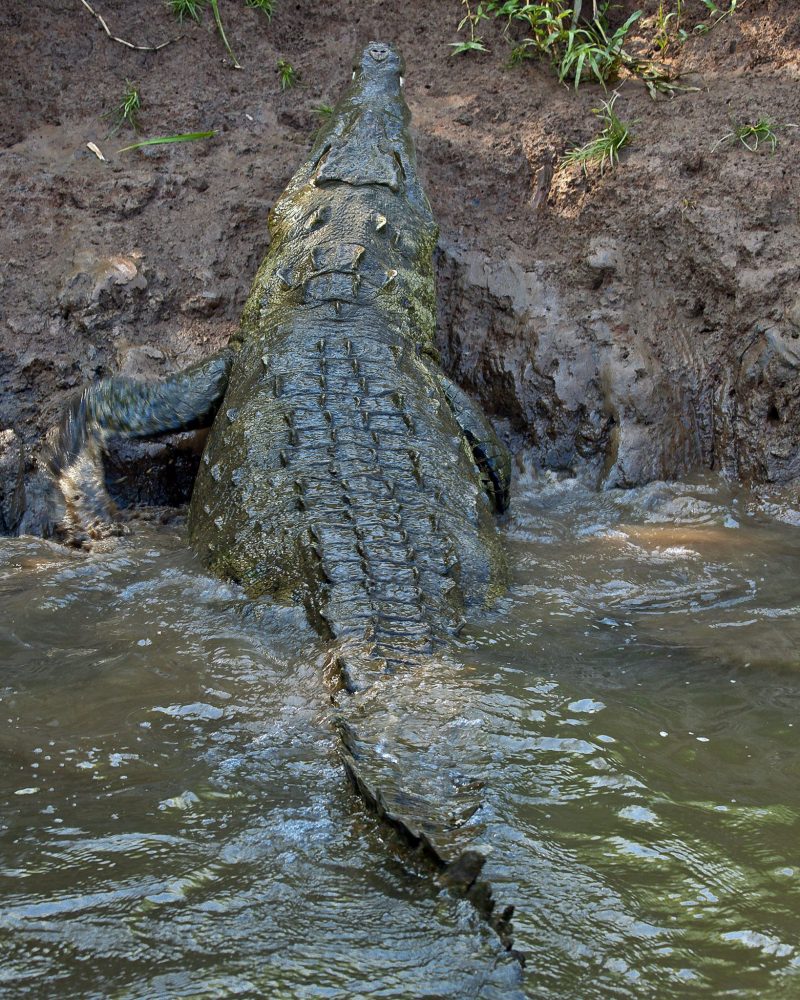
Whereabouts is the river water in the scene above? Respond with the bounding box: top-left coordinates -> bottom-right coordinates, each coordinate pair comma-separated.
1,473 -> 798,999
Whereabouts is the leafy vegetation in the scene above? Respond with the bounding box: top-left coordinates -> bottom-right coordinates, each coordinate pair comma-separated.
561,92 -> 634,173
490,1 -> 642,89
695,0 -> 741,35
453,0 -> 737,96
167,0 -> 205,22
651,0 -> 742,45
103,82 -> 141,135
244,0 -> 275,17
653,0 -> 686,52
276,58 -> 298,90
451,0 -> 489,54
312,103 -> 334,118
713,117 -> 796,153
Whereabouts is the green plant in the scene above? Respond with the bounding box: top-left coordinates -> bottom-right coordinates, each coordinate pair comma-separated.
695,0 -> 741,34
561,91 -> 634,172
487,2 -> 584,81
277,58 -> 298,90
208,0 -> 241,68
167,0 -> 205,22
118,130 -> 216,153
451,0 -> 489,54
312,103 -> 334,118
245,0 -> 275,17
712,117 -> 795,153
559,9 -> 644,89
507,42 -> 533,66
481,1 -> 642,89
653,0 -> 685,52
103,81 -> 141,135
462,1 -> 696,97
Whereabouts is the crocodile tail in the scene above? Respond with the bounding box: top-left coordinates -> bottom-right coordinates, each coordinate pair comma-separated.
325,643 -> 522,960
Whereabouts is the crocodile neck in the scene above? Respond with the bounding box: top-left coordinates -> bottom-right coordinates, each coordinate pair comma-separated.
238,175 -> 440,363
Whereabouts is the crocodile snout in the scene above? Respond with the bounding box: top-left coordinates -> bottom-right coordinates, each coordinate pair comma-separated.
367,42 -> 390,63
355,40 -> 403,81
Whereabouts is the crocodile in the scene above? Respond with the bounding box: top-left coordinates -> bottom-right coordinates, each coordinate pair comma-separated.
46,42 -> 518,967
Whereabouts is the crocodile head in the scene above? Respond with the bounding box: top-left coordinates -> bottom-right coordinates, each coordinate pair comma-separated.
259,39 -> 438,343
308,41 -> 430,214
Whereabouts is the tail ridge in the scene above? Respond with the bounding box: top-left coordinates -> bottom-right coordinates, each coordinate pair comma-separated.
327,643 -> 524,962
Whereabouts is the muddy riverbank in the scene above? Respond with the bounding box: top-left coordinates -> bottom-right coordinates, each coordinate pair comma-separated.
1,0 -> 798,523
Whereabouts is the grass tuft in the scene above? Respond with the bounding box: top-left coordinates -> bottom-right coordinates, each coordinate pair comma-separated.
561,92 -> 634,173
276,58 -> 298,90
103,81 -> 141,136
245,0 -> 276,16
463,1 -> 642,86
653,0 -> 686,52
713,117 -> 796,153
312,103 -> 334,118
167,0 -> 205,23
168,0 -> 280,68
455,1 -> 704,97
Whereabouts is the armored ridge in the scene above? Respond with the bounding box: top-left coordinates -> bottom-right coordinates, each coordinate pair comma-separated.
45,42 -> 518,970
190,41 -> 505,661
187,42 -> 515,949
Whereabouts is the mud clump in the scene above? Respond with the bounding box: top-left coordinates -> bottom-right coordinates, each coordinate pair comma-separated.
1,0 -> 798,516
0,430 -> 26,534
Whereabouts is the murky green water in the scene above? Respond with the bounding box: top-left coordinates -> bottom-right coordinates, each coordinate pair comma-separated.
1,474 -> 798,998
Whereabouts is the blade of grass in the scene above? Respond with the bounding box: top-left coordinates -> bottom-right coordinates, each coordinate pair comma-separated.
208,0 -> 242,69
117,131 -> 215,153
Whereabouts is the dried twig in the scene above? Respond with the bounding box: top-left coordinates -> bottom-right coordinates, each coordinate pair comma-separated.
79,0 -> 180,52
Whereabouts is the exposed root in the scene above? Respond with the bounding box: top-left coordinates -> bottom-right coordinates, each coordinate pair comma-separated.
78,0 -> 181,52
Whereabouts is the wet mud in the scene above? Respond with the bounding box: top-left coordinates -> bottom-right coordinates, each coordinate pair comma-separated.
1,0 -> 799,516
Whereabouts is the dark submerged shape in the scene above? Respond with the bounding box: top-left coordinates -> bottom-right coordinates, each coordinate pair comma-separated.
46,43 -> 518,969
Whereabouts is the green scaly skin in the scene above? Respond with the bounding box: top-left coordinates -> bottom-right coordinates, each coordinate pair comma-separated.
46,43 -> 520,970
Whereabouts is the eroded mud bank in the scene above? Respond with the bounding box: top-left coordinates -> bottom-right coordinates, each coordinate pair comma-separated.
1,0 -> 798,526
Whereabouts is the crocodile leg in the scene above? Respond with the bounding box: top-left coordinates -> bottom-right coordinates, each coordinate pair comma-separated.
46,348 -> 234,546
437,373 -> 512,514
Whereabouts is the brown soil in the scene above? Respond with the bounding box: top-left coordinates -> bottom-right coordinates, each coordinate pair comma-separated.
1,0 -> 799,527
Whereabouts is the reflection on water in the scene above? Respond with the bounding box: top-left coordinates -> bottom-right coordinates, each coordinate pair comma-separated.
1,474 -> 798,998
